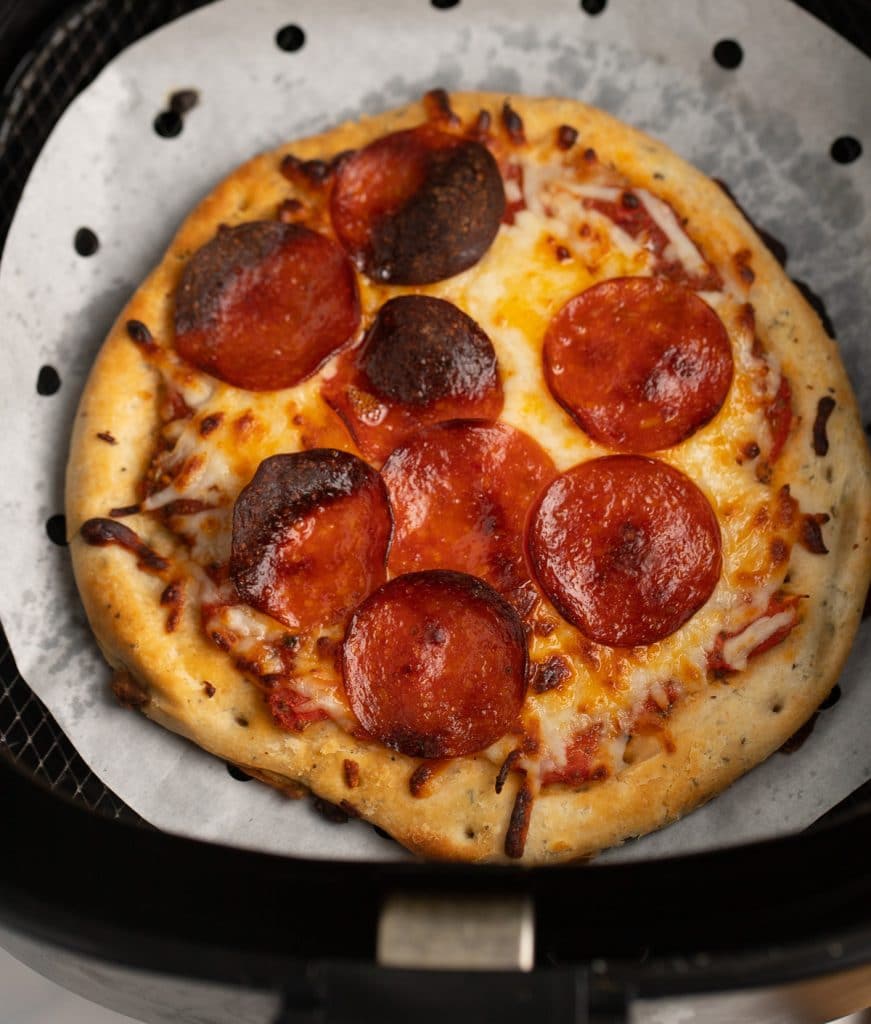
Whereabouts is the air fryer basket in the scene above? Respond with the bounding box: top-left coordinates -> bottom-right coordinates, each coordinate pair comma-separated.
1,3 -> 870,1022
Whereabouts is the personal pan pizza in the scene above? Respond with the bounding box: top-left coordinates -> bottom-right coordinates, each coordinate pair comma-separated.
67,91 -> 871,863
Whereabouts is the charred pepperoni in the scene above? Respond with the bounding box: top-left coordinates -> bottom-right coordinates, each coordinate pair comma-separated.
322,295 -> 502,462
175,221 -> 360,391
342,570 -> 527,758
230,450 -> 391,631
544,278 -> 733,452
382,421 -> 556,605
330,126 -> 505,284
528,456 -> 721,646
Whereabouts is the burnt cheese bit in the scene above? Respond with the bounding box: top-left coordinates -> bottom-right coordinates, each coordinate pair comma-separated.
800,513 -> 830,554
495,748 -> 522,794
813,395 -> 837,456
280,153 -> 332,186
359,295 -> 498,406
423,87 -> 459,125
409,761 -> 442,797
501,102 -> 525,145
80,518 -> 169,572
160,579 -> 185,634
199,412 -> 224,437
343,758 -> 360,788
504,777 -> 534,858
109,503 -> 140,518
530,654 -> 571,694
280,150 -> 354,190
733,249 -> 755,284
556,124 -> 578,150
126,319 -> 156,350
471,109 -> 492,141
277,197 -> 304,222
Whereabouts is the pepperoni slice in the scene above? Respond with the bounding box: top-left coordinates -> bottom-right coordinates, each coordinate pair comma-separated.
528,456 -> 721,646
175,222 -> 360,391
330,126 -> 505,284
382,421 -> 556,608
322,295 -> 503,463
342,570 -> 528,758
230,450 -> 391,631
543,278 -> 733,452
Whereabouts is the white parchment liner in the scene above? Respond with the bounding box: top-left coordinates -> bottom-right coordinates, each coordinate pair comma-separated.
0,0 -> 868,863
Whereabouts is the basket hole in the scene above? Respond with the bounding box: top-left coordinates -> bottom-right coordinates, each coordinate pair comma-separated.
465,826 -> 476,839
46,514 -> 67,546
431,0 -> 460,8
713,39 -> 743,69
154,110 -> 183,138
830,136 -> 862,164
275,24 -> 306,51
74,227 -> 99,256
771,701 -> 783,714
36,365 -> 61,395
580,0 -> 607,14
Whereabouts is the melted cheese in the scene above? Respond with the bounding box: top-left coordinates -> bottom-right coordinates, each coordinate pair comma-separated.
636,188 -> 708,274
138,126 -> 796,784
721,610 -> 795,672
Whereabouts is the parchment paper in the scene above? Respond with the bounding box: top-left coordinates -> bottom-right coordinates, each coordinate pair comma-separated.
0,0 -> 868,864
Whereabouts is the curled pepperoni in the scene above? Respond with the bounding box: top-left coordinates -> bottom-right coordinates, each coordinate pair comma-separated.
528,456 -> 721,646
330,126 -> 505,284
175,222 -> 360,391
544,278 -> 733,452
230,450 -> 391,631
342,570 -> 527,758
322,295 -> 503,463
382,421 -> 556,608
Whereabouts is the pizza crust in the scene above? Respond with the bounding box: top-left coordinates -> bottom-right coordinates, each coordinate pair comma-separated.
67,93 -> 871,864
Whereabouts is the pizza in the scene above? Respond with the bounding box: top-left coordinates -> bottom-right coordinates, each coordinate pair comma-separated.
66,90 -> 871,864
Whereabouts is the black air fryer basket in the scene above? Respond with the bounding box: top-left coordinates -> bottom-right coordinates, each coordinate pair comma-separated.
1,3 -> 870,1022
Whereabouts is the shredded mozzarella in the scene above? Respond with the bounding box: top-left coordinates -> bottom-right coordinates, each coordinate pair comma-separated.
721,611 -> 795,672
636,188 -> 707,274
